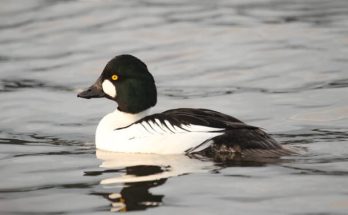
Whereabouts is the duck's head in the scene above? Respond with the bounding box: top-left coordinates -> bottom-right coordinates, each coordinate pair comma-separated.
78,55 -> 157,113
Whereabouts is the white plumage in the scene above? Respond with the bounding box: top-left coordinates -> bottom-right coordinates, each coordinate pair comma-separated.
96,109 -> 224,154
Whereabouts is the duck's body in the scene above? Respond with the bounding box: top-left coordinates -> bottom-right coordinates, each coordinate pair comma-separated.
95,108 -> 223,154
78,54 -> 291,157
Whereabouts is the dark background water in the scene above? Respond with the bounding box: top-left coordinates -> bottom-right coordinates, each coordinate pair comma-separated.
1,0 -> 348,214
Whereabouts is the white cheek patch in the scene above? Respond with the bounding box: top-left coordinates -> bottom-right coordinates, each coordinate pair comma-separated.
102,80 -> 117,98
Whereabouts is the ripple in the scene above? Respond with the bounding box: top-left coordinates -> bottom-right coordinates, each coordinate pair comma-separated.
0,79 -> 73,93
1,0 -> 348,214
274,128 -> 348,144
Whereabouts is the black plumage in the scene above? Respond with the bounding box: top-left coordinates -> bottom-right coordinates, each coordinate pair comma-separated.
121,108 -> 293,158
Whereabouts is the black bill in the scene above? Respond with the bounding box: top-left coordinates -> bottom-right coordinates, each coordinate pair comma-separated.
77,78 -> 105,99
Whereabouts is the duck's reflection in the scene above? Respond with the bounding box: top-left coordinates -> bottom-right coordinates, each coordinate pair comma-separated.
103,166 -> 166,212
92,150 -> 214,212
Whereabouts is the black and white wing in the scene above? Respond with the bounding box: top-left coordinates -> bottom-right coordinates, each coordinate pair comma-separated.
116,108 -> 293,156
113,111 -> 225,154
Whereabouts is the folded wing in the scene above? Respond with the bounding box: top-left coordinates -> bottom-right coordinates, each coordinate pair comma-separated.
117,108 -> 293,156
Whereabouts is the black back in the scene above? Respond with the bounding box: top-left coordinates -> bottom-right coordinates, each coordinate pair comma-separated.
124,108 -> 292,158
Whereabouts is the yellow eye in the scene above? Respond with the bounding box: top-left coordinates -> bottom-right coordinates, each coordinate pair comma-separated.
111,74 -> 118,81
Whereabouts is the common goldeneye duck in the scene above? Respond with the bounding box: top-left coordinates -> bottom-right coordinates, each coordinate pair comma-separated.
78,54 -> 293,157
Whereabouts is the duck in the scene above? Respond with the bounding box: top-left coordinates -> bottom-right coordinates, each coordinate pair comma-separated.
77,54 -> 293,158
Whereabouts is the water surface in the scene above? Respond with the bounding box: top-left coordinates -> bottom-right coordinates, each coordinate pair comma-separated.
1,0 -> 348,214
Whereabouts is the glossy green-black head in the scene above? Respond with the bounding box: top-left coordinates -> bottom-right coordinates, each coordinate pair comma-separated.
78,54 -> 157,113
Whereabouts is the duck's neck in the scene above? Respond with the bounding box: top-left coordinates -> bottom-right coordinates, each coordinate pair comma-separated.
97,108 -> 151,132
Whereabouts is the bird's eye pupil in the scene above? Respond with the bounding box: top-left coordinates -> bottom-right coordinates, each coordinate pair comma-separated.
111,75 -> 118,81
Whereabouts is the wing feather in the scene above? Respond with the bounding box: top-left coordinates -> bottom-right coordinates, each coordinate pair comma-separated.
116,108 -> 292,157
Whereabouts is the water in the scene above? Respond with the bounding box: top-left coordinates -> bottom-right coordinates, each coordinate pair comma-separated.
1,0 -> 348,214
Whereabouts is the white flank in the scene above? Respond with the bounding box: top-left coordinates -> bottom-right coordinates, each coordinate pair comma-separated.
96,109 -> 149,143
102,80 -> 116,98
95,109 -> 224,154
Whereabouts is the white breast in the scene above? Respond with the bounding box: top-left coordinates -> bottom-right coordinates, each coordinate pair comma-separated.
95,109 -> 224,154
